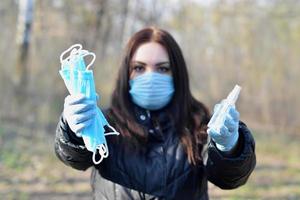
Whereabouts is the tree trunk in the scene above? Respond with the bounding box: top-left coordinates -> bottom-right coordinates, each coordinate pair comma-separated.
91,0 -> 107,51
14,0 -> 34,99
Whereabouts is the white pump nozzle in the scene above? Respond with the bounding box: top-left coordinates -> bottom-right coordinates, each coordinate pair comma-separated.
226,85 -> 241,106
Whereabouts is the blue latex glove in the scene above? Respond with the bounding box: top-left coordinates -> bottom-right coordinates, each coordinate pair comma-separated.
207,103 -> 240,152
63,94 -> 97,135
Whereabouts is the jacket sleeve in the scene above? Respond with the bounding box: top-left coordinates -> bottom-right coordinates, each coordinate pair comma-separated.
54,113 -> 93,170
206,121 -> 256,189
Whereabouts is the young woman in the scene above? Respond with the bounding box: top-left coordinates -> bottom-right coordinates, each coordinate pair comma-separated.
55,27 -> 256,200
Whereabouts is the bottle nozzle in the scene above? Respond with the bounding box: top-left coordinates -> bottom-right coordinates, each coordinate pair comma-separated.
226,85 -> 242,105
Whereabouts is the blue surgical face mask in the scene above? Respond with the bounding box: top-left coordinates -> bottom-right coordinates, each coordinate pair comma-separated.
129,72 -> 175,110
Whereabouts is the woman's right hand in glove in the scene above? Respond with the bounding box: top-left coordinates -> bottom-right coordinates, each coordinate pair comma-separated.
63,94 -> 97,135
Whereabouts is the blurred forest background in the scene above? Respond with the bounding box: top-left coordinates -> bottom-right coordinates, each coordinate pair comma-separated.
0,0 -> 299,199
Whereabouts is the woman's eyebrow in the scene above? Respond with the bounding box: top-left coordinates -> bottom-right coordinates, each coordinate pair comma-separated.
131,61 -> 170,66
131,61 -> 146,65
155,61 -> 170,66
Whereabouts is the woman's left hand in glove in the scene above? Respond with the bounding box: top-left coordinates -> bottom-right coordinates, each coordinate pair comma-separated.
207,103 -> 240,152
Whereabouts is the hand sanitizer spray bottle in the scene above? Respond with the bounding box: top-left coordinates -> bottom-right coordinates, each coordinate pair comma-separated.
208,85 -> 242,133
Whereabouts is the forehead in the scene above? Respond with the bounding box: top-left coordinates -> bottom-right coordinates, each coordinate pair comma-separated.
132,42 -> 169,63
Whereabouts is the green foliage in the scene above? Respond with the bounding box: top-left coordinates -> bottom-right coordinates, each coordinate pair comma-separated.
5,191 -> 29,200
0,128 -> 30,172
0,147 -> 30,172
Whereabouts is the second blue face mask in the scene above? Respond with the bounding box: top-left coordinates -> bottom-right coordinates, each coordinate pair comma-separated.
129,72 -> 175,110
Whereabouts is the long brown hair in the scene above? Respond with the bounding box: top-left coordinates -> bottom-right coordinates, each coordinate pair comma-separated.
107,27 -> 210,165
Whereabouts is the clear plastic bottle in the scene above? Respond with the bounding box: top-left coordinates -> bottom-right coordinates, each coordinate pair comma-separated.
208,85 -> 242,133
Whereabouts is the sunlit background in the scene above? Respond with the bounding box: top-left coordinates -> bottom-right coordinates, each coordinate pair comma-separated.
0,0 -> 299,199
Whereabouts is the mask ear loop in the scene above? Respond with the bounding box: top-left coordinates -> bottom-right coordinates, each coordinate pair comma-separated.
67,49 -> 91,71
104,125 -> 120,136
71,49 -> 89,57
69,48 -> 89,63
92,143 -> 109,165
85,52 -> 96,70
70,50 -> 95,71
60,44 -> 82,64
92,125 -> 119,165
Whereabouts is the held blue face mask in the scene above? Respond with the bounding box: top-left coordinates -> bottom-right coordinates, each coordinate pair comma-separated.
129,72 -> 175,110
59,44 -> 119,164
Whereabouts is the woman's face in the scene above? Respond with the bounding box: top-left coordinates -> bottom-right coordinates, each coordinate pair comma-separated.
129,42 -> 172,79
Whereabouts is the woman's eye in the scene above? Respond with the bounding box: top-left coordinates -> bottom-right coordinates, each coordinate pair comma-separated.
133,65 -> 145,72
158,66 -> 170,73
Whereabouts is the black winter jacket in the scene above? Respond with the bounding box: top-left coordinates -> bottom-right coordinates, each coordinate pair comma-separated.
54,107 -> 256,200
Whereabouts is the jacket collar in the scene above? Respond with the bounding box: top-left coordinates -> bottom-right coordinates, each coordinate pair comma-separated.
133,105 -> 170,125
133,105 -> 174,142
133,105 -> 152,126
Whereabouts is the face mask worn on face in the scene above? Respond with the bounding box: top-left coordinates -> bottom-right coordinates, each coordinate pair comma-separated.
129,72 -> 175,110
59,44 -> 119,164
